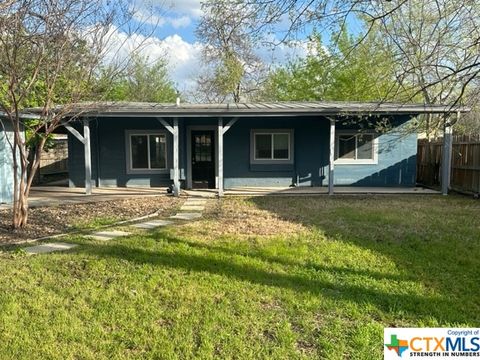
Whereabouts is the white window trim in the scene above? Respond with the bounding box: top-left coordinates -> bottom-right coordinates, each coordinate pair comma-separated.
250,129 -> 294,165
125,130 -> 169,174
334,131 -> 378,165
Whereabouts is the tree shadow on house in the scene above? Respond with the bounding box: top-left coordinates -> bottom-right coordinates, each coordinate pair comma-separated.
351,155 -> 417,186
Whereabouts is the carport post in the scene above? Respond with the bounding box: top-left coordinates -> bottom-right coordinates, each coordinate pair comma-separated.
83,119 -> 92,195
218,117 -> 224,197
217,118 -> 237,197
157,117 -> 180,196
328,118 -> 335,195
441,114 -> 456,195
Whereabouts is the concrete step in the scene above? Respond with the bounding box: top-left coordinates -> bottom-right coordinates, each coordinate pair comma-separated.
24,242 -> 78,255
89,230 -> 130,241
131,220 -> 173,229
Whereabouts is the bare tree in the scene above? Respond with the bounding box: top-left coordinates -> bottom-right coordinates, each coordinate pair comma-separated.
242,0 -> 480,108
0,0 -> 155,228
195,0 -> 267,103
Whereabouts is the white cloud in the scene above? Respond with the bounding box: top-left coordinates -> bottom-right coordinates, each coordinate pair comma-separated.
163,0 -> 202,18
170,15 -> 192,29
103,26 -> 312,97
103,26 -> 202,92
130,0 -> 201,29
257,34 -> 314,65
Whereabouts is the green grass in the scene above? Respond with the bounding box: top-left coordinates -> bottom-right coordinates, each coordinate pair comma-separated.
0,195 -> 479,359
70,215 -> 121,231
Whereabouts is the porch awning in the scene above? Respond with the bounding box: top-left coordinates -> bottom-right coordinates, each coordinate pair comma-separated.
24,101 -> 470,118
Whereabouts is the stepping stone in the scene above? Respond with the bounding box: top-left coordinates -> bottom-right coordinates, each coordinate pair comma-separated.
183,201 -> 206,206
182,202 -> 206,207
131,219 -> 173,229
184,198 -> 207,203
24,242 -> 78,255
170,212 -> 202,220
180,205 -> 205,211
89,230 -> 130,241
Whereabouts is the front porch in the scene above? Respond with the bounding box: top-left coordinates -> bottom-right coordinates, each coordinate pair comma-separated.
0,185 -> 441,210
185,186 -> 440,197
57,102 -> 466,199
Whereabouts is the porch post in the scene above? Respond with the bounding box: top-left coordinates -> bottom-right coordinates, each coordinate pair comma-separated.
218,117 -> 224,197
83,119 -> 92,195
173,117 -> 180,197
328,118 -> 335,195
441,114 -> 456,195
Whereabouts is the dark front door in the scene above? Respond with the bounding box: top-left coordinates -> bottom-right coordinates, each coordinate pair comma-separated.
191,130 -> 215,189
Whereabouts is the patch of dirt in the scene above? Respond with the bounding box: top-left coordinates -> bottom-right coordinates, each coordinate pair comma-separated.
182,197 -> 308,237
0,196 -> 182,245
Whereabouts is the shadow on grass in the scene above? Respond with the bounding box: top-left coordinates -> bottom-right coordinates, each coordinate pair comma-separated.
249,195 -> 480,324
155,232 -> 411,283
76,229 -> 465,324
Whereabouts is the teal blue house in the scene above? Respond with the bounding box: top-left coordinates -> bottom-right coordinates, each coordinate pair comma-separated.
59,101 -> 462,196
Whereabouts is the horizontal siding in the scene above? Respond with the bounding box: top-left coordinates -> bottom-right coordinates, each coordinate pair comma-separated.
68,115 -> 417,189
224,117 -> 329,187
334,131 -> 417,186
69,118 -> 175,188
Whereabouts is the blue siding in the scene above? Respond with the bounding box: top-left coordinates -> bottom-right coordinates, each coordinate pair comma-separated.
334,132 -> 417,186
67,115 -> 418,189
69,118 -> 175,187
333,118 -> 417,186
224,117 -> 329,187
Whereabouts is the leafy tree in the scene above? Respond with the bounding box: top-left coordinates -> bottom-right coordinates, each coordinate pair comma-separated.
0,0 -> 147,228
263,28 -> 400,102
97,56 -> 177,103
195,0 -> 266,102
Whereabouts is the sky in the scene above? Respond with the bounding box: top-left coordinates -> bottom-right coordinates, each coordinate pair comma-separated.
109,0 -> 314,95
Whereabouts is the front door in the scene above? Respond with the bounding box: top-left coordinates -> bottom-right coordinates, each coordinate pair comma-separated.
191,130 -> 215,189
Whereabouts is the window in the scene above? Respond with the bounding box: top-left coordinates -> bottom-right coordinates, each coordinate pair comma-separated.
335,132 -> 377,164
127,132 -> 167,172
253,132 -> 291,161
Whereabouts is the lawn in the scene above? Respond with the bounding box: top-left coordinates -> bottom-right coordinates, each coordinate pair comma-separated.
0,195 -> 479,359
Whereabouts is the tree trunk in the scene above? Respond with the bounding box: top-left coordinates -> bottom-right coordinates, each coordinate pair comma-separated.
13,185 -> 29,228
11,127 -> 46,229
12,166 -> 29,229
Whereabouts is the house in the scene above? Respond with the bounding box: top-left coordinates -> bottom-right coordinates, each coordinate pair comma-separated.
24,101 -> 468,198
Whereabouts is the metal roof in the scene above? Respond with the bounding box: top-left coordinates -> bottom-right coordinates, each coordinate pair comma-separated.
25,101 -> 470,118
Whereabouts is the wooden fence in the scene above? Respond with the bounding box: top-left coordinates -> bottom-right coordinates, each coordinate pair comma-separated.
417,135 -> 480,194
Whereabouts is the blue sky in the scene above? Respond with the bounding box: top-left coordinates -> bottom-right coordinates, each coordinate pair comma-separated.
114,0 -> 361,94
105,0 -> 314,93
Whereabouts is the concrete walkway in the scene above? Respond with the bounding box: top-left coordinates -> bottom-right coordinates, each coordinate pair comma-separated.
170,197 -> 207,220
1,185 -> 439,210
0,186 -> 170,210
24,242 -> 78,255
131,220 -> 173,229
22,195 -> 210,254
88,230 -> 131,241
185,186 -> 440,197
